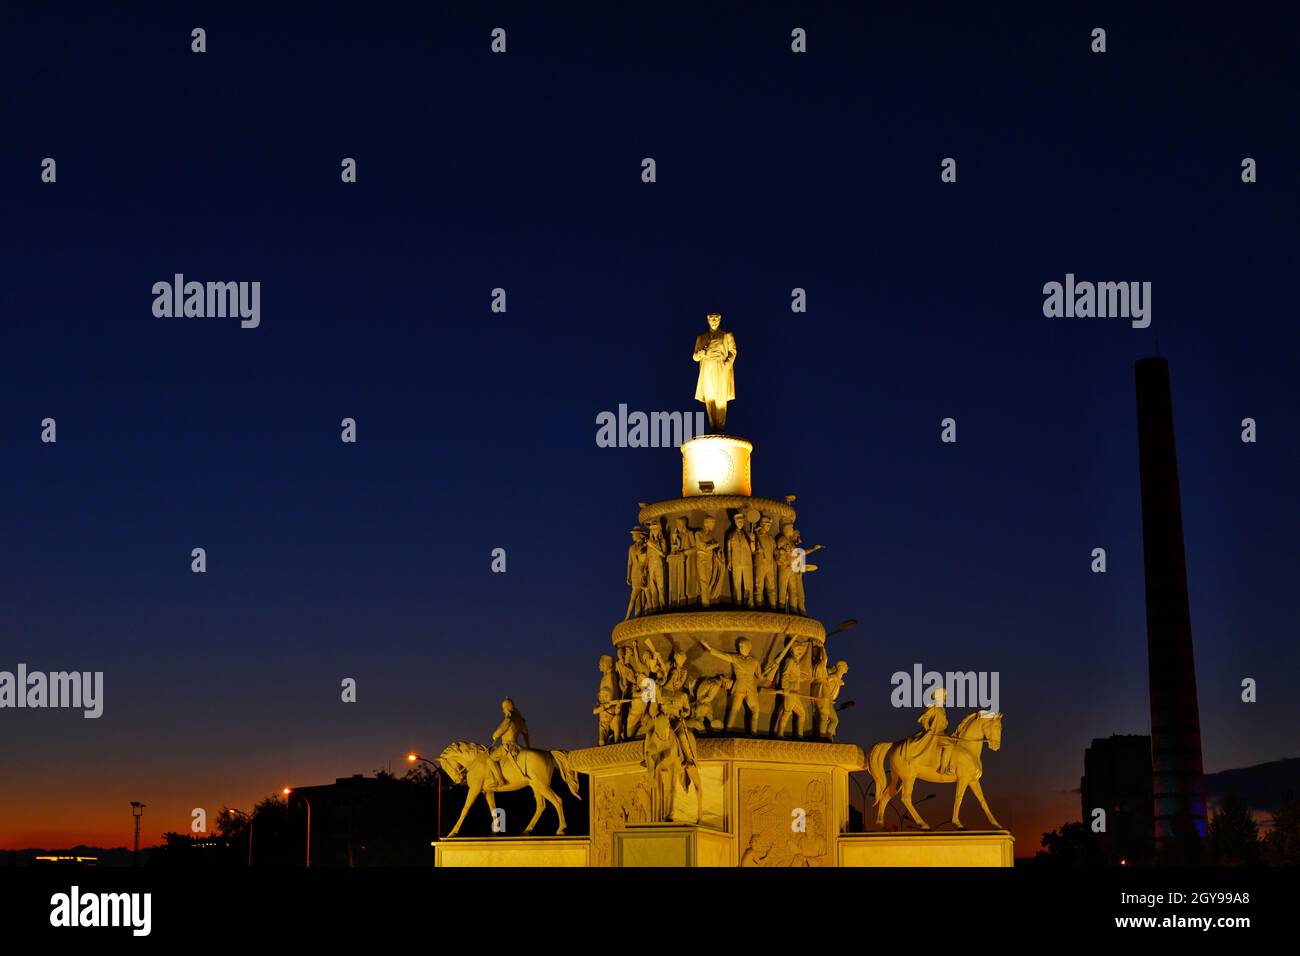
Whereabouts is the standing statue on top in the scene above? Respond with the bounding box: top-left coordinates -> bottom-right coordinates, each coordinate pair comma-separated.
692,312 -> 736,432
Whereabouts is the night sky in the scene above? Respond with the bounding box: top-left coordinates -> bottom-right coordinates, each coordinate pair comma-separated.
2,2 -> 1296,853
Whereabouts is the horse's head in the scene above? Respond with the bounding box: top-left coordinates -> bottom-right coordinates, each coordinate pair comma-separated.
436,742 -> 483,785
980,711 -> 1003,751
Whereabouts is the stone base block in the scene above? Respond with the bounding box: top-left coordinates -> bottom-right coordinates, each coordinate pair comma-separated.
434,836 -> 590,868
837,830 -> 1014,867
613,824 -> 735,867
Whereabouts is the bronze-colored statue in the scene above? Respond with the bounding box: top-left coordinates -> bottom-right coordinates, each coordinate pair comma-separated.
687,674 -> 731,732
726,511 -> 756,608
438,739 -> 581,836
644,520 -> 667,612
902,687 -> 952,774
701,636 -> 767,734
593,655 -> 622,745
692,311 -> 736,432
624,527 -> 648,619
641,697 -> 702,822
621,643 -> 658,739
867,707 -> 1004,830
487,697 -> 530,790
645,641 -> 690,699
691,515 -> 725,607
667,516 -> 691,608
775,521 -> 797,613
771,641 -> 811,738
752,514 -> 778,609
816,661 -> 848,740
775,521 -> 823,614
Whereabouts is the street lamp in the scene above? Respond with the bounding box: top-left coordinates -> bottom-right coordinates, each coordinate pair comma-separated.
129,802 -> 146,867
283,787 -> 311,868
227,808 -> 254,867
828,619 -> 858,637
407,752 -> 444,841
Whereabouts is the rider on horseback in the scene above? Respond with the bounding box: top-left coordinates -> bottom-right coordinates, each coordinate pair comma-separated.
905,686 -> 954,776
487,697 -> 530,791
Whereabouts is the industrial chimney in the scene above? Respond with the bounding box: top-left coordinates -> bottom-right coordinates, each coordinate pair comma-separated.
1135,357 -> 1207,850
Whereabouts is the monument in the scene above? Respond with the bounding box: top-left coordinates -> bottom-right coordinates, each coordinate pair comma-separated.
434,313 -> 1012,867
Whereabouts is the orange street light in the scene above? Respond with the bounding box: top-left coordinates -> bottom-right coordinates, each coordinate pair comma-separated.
283,787 -> 311,867
406,751 -> 445,842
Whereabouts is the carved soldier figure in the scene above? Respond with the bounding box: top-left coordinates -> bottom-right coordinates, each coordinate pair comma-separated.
726,511 -> 756,608
692,311 -> 736,432
772,641 -> 810,738
701,636 -> 766,735
614,645 -> 638,731
692,515 -> 724,607
667,516 -> 691,608
752,514 -> 778,609
644,520 -> 667,612
687,674 -> 731,732
816,661 -> 849,740
593,655 -> 621,745
624,527 -> 648,619
645,643 -> 690,700
622,643 -> 659,739
487,698 -> 530,791
775,521 -> 798,613
788,526 -> 823,616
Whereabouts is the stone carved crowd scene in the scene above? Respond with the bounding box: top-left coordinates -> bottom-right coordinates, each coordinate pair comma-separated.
625,510 -> 823,618
593,635 -> 849,747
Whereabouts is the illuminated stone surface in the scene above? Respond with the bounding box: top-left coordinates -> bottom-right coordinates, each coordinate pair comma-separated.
681,434 -> 752,497
434,837 -> 590,868
837,831 -> 1014,867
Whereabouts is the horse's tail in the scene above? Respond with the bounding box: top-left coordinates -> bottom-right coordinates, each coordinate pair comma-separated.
550,750 -> 582,799
867,741 -> 890,809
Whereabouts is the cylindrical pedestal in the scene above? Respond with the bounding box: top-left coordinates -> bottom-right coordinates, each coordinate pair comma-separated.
681,434 -> 752,497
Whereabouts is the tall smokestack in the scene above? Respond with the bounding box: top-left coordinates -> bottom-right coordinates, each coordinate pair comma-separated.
1135,357 -> 1207,850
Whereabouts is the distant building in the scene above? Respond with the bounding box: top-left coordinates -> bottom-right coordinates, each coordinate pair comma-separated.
292,774 -> 436,866
1081,735 -> 1154,865
33,854 -> 98,867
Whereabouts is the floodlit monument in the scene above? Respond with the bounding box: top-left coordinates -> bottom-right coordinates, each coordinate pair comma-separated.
435,314 -> 1012,867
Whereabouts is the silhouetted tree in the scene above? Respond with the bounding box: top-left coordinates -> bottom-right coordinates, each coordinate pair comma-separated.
1265,790 -> 1300,865
1206,792 -> 1261,866
1035,822 -> 1104,866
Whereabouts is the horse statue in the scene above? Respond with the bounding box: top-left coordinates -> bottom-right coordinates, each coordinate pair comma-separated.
867,710 -> 1003,830
437,741 -> 581,837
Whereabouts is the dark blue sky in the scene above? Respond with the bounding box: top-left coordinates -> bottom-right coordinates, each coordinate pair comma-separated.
2,2 -> 1296,847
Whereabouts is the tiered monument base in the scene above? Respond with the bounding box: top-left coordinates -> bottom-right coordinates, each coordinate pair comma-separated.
570,736 -> 861,867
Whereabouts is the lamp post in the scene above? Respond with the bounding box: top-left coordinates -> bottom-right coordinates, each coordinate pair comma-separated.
228,808 -> 254,866
407,753 -> 444,841
827,619 -> 858,638
129,802 -> 146,867
283,788 -> 311,868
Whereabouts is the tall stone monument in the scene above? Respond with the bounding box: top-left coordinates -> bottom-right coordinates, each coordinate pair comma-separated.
435,312 -> 1011,868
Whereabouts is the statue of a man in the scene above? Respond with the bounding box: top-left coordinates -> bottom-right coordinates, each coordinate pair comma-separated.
692,515 -> 724,607
487,698 -> 530,790
643,520 -> 667,612
625,527 -> 648,619
816,661 -> 848,740
903,686 -> 953,774
701,636 -> 766,734
593,655 -> 621,745
692,312 -> 736,432
726,511 -> 756,608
